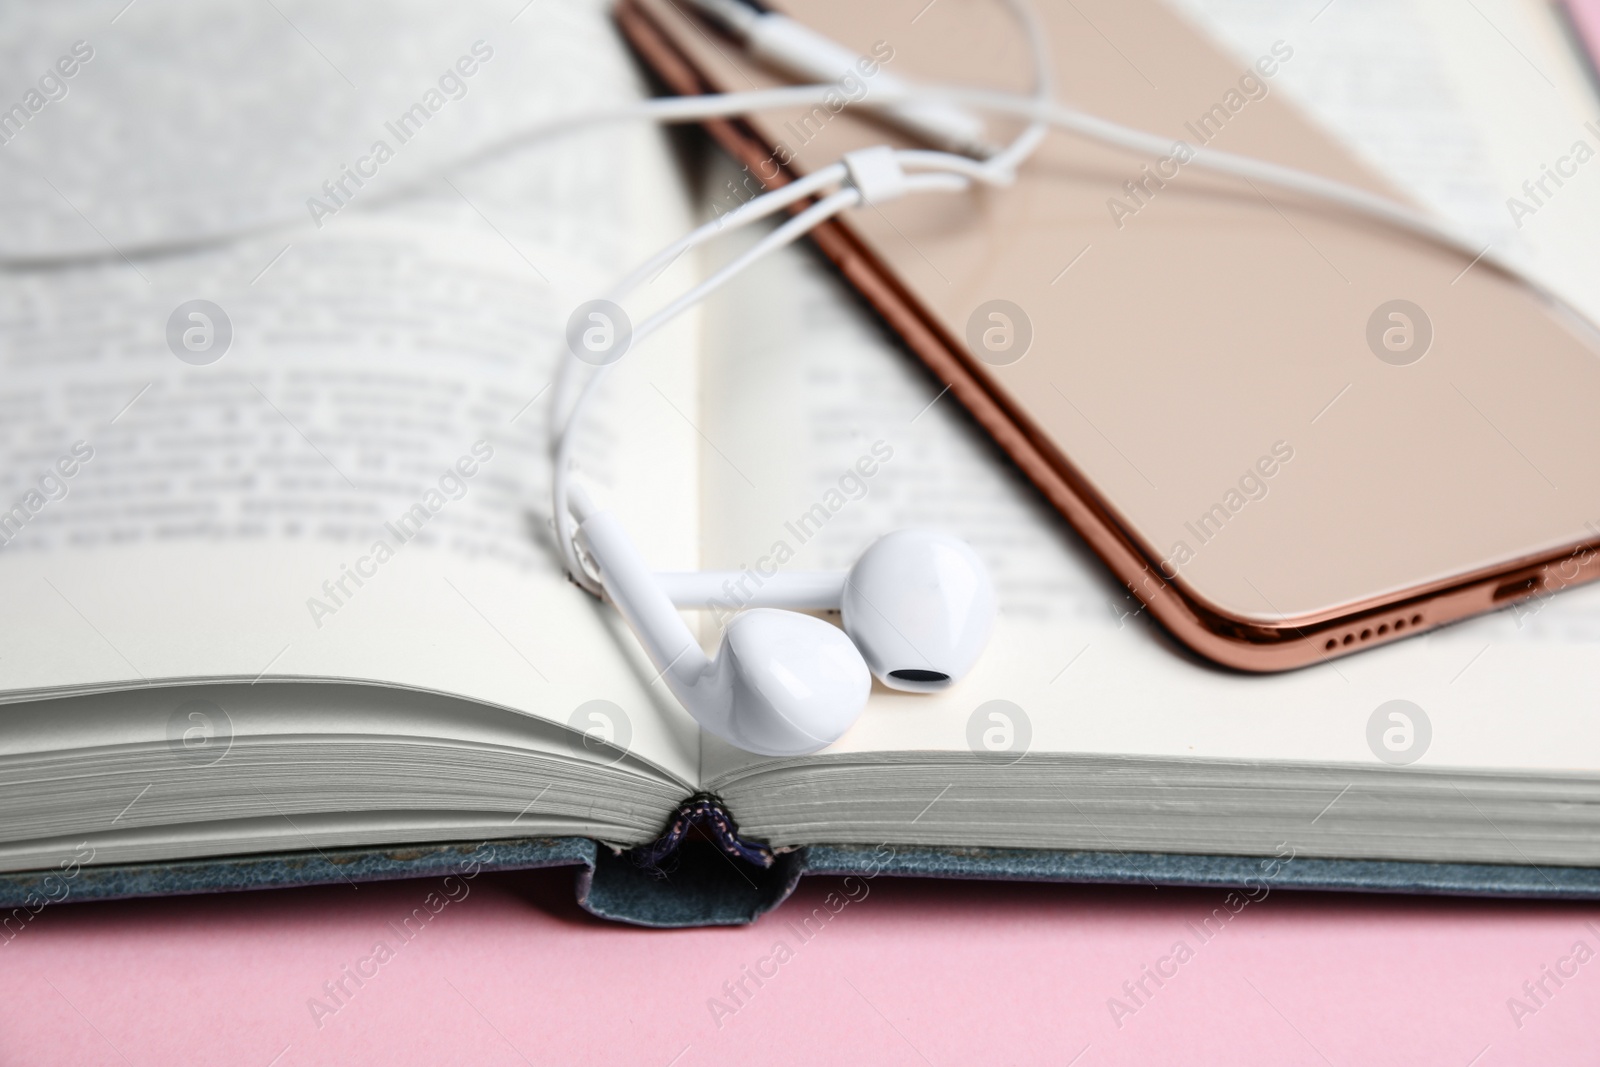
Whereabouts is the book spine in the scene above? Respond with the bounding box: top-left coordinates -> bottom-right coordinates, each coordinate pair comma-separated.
631,792 -> 774,870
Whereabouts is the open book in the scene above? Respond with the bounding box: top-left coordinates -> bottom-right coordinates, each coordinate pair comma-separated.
5,0 -> 1600,909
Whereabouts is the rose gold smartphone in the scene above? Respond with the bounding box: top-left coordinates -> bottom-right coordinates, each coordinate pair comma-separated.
618,0 -> 1600,671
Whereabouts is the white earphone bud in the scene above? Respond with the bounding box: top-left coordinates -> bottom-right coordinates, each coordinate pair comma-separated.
841,530 -> 997,692
569,487 -> 871,757
656,529 -> 997,693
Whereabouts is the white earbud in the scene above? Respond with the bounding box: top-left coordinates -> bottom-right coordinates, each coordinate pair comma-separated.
570,487 -> 871,757
842,530 -> 997,692
657,529 -> 997,693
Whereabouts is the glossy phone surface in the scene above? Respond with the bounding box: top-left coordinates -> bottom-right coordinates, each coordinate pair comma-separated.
620,0 -> 1600,669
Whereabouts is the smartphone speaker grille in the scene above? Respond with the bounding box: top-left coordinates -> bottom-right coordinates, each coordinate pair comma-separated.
1323,613 -> 1423,652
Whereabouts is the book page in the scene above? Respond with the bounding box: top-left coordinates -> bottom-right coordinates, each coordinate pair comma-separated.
0,0 -> 704,784
696,0 -> 1600,783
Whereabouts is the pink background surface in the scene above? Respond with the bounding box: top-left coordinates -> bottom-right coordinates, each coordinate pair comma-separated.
3,868 -> 1599,1065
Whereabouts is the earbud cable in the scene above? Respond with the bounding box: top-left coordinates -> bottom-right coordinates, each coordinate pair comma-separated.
551,0 -> 1056,589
